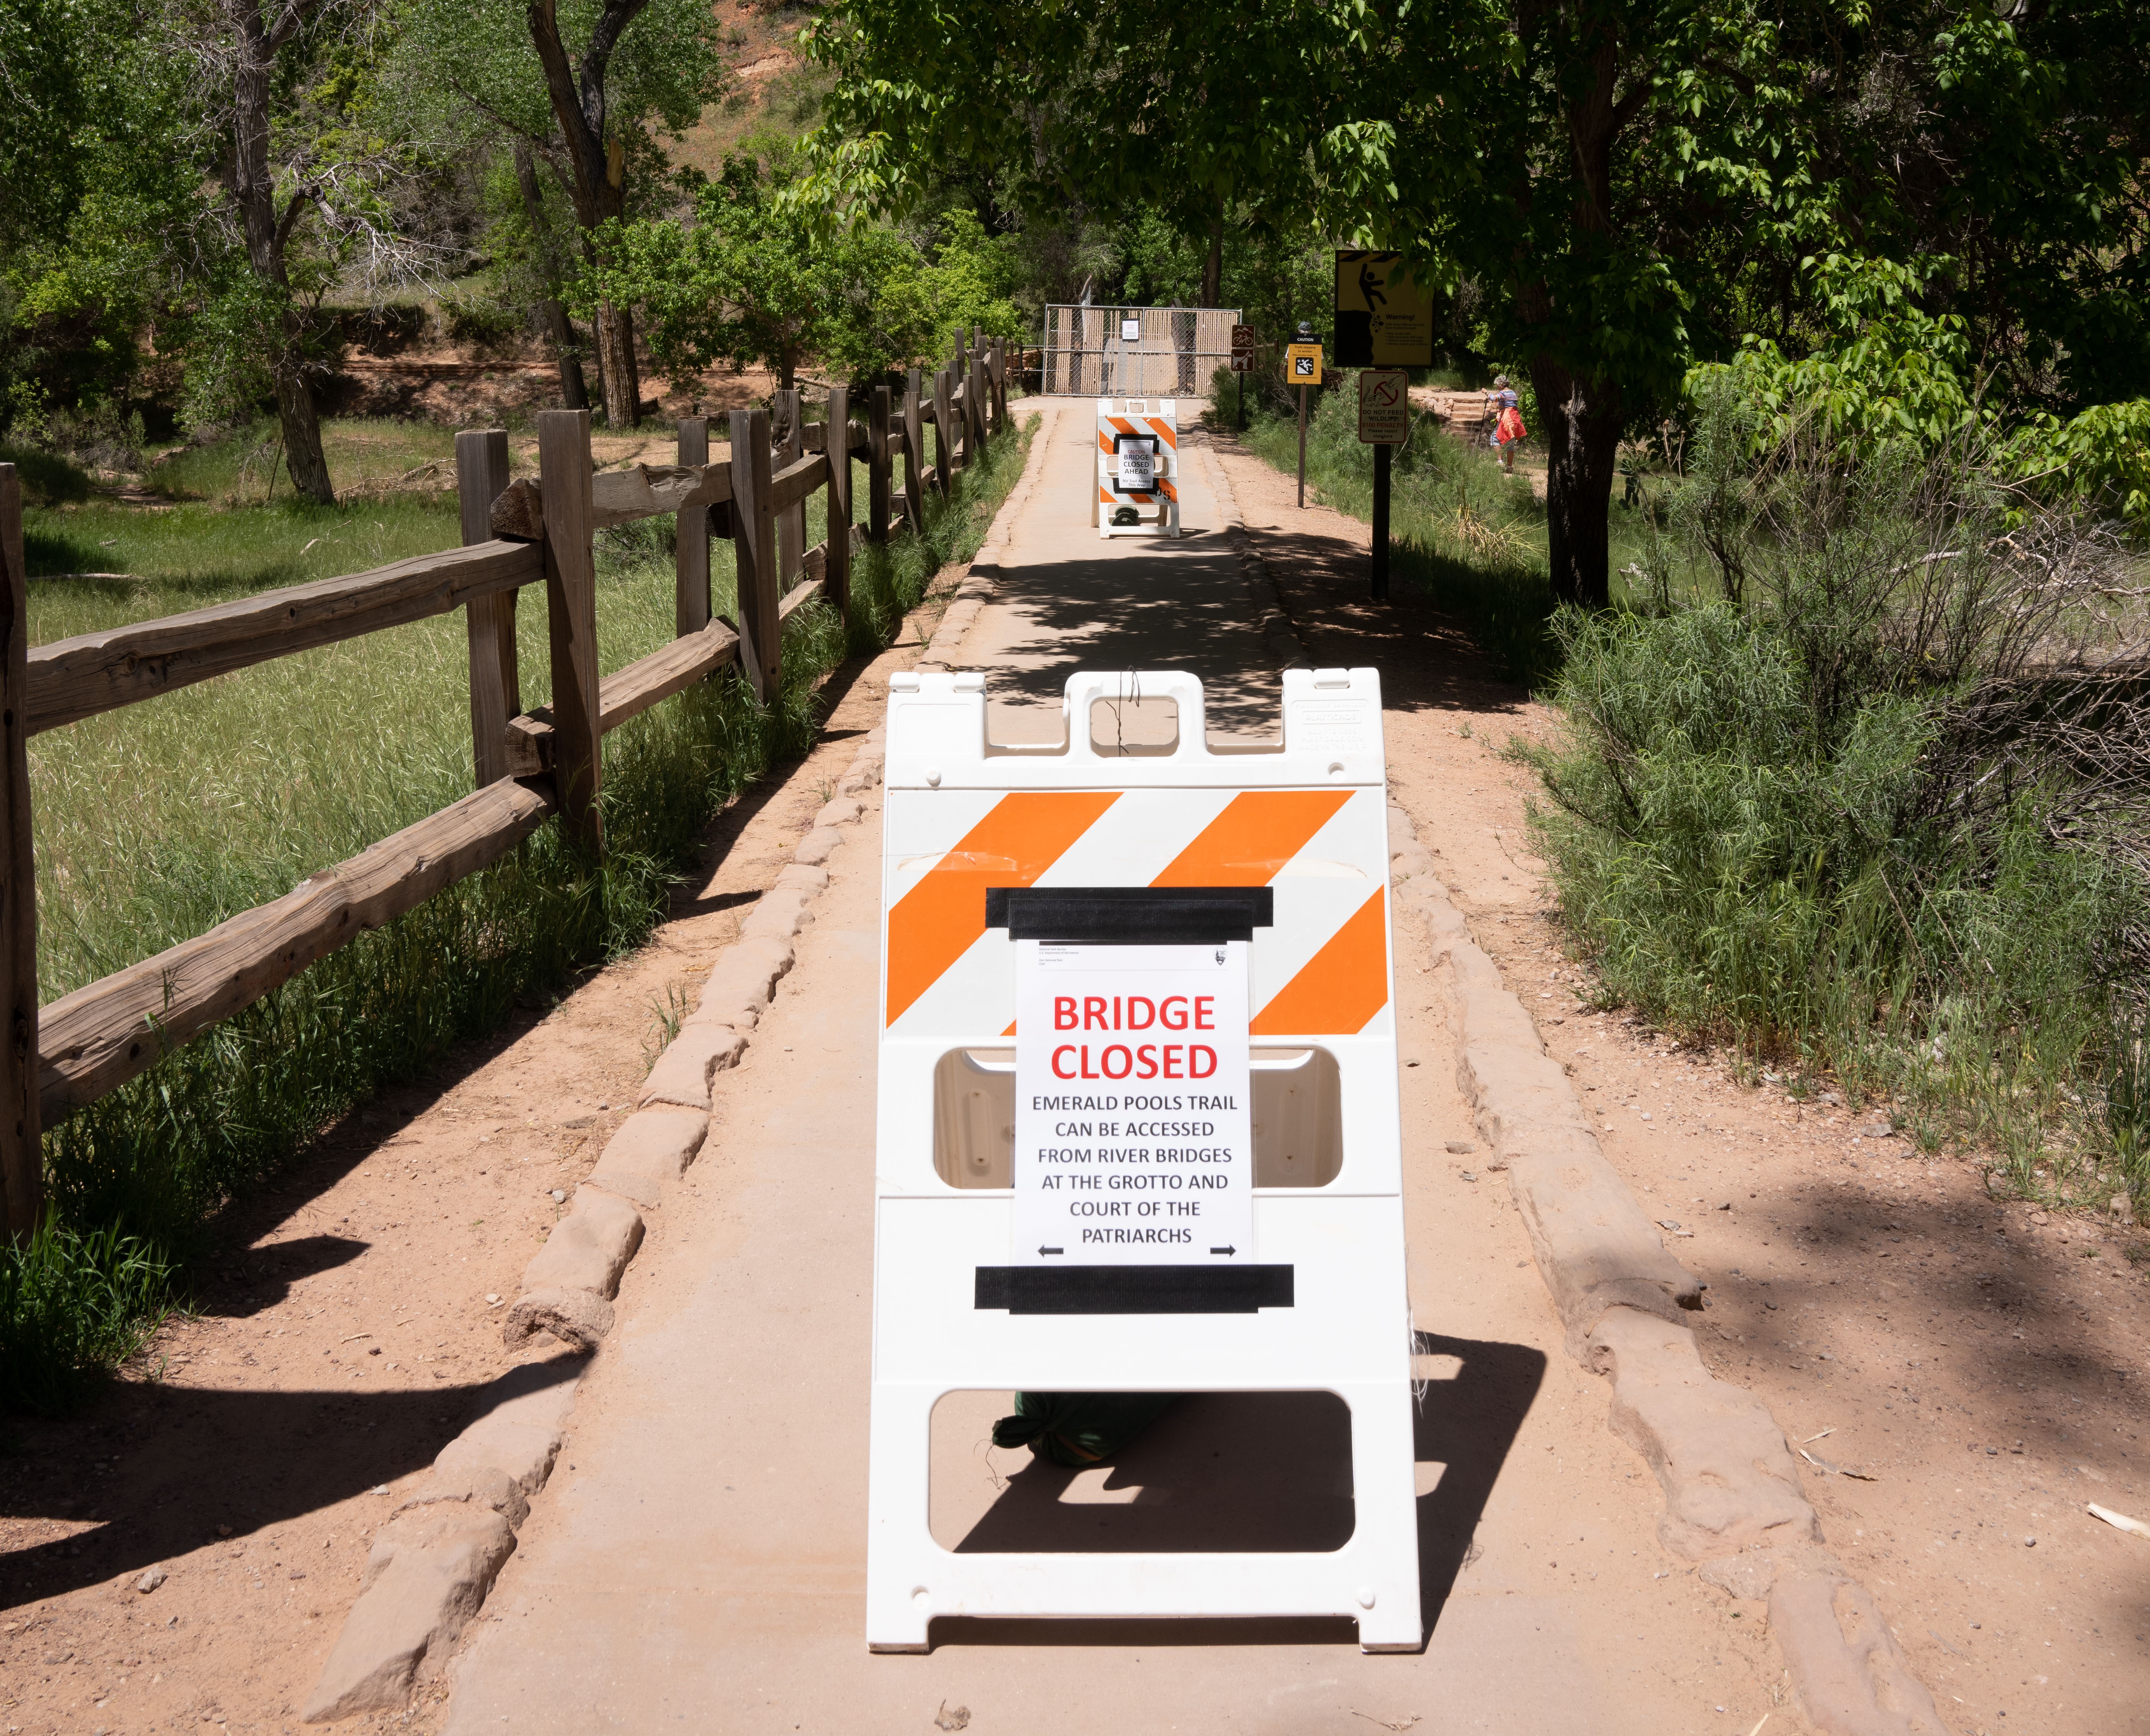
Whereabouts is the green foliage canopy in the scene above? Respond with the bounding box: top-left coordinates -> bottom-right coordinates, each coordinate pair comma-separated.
584,147 -> 1022,389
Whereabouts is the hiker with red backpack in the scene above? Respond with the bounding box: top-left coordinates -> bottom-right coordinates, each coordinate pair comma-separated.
1486,373 -> 1528,474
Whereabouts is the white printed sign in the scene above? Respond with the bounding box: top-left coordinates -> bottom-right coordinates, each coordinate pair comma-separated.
1012,941 -> 1253,1266
1116,439 -> 1157,491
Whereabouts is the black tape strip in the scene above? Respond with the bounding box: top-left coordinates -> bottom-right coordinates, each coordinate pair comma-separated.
984,886 -> 1274,945
974,1264 -> 1294,1315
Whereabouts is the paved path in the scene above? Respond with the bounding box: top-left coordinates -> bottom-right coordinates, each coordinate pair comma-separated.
440,403 -> 1794,1736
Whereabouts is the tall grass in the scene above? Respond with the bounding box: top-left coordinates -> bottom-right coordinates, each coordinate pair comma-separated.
1520,411 -> 2150,1212
1218,371 -> 1568,685
4,411 -> 1035,1410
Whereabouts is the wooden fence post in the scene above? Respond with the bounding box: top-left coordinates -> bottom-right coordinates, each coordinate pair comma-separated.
729,406 -> 779,703
952,330 -> 968,467
456,430 -> 518,789
825,384 -> 852,626
993,338 -> 1008,430
775,388 -> 804,588
674,416 -> 711,636
0,463 -> 38,1240
932,368 -> 956,498
903,368 -> 928,534
970,346 -> 988,452
868,383 -> 891,544
536,410 -> 602,855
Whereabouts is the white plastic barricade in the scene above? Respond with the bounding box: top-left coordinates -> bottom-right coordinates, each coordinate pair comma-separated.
866,666 -> 1420,1651
1091,399 -> 1182,538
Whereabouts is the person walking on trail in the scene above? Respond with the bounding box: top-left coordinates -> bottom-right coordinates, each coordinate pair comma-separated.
1486,374 -> 1527,476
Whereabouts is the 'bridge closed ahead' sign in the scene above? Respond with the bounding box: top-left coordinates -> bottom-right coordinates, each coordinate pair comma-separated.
1012,940 -> 1254,1265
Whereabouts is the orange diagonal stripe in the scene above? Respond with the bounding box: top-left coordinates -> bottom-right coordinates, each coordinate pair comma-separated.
1250,888 -> 1389,1035
1098,431 -> 1114,452
885,792 -> 1120,1024
1146,417 -> 1178,448
1150,790 -> 1352,886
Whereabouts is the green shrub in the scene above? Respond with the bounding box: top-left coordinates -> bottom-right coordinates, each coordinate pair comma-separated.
1523,411 -> 2150,1210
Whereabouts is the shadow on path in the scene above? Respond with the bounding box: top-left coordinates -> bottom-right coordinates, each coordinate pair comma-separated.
927,1331 -> 1543,1651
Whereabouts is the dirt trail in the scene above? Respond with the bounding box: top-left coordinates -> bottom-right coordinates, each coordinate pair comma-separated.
0,568 -> 976,1736
430,403 -> 1799,1736
1209,428 -> 2150,1736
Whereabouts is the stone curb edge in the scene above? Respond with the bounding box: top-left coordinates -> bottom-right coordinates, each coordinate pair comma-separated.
1194,427 -> 1310,669
299,728 -> 889,1723
918,403 -> 1052,674
1204,442 -> 1947,1734
1386,784 -> 1949,1736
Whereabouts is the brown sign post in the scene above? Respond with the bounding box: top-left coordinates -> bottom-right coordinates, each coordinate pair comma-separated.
1229,323 -> 1256,427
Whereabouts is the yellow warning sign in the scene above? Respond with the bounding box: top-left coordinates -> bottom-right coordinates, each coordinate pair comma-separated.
1284,342 -> 1324,386
1334,252 -> 1434,368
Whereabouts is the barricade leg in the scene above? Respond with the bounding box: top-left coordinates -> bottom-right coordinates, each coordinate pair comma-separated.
864,1381 -> 941,1652
1346,1378 -> 1426,1651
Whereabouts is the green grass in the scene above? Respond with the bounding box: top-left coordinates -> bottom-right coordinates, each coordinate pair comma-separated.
1212,372 -> 1698,689
144,417 -> 470,505
0,1218 -> 175,1414
6,410 -> 1036,1411
1216,373 -> 1568,686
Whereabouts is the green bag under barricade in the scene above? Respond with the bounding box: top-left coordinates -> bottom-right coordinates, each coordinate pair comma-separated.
992,1391 -> 1181,1468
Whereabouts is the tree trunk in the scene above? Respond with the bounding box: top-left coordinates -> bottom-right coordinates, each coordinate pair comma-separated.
512,139 -> 589,409
228,0 -> 334,504
1200,216 -> 1222,308
527,0 -> 650,427
274,353 -> 334,502
1530,355 -> 1621,610
595,301 -> 640,426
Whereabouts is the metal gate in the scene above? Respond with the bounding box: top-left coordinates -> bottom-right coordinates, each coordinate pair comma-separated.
1042,305 -> 1243,397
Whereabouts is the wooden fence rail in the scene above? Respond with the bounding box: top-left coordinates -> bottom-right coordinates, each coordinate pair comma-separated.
0,332 -> 1013,1237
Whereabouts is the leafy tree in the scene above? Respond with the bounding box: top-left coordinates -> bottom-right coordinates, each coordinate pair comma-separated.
586,150 -> 909,392
155,0 -> 441,502
586,142 -> 1021,395
0,0 -> 198,433
809,0 -> 2150,608
801,0 -> 1327,310
394,0 -> 727,427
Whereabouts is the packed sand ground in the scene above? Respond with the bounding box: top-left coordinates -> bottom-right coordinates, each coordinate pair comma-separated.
433,404 -> 1803,1736
1209,430 -> 2150,1736
0,568 -> 973,1735
4,404 -> 2145,1736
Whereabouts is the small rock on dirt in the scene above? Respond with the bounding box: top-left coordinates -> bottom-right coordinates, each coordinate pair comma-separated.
1445,1141 -> 1476,1154
135,1566 -> 167,1593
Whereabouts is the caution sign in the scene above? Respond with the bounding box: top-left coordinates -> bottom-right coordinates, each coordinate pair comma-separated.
1357,369 -> 1409,443
1012,941 -> 1253,1266
1285,340 -> 1323,385
1115,437 -> 1157,492
1334,252 -> 1434,368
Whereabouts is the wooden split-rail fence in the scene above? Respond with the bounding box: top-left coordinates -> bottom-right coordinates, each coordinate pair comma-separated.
0,334 -> 1014,1238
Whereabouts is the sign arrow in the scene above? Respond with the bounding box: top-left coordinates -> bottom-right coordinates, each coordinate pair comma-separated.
1039,1246 -> 1064,1256
1209,1246 -> 1237,1256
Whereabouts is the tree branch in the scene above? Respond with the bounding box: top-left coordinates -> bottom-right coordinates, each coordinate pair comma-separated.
266,0 -> 317,53
273,184 -> 317,254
